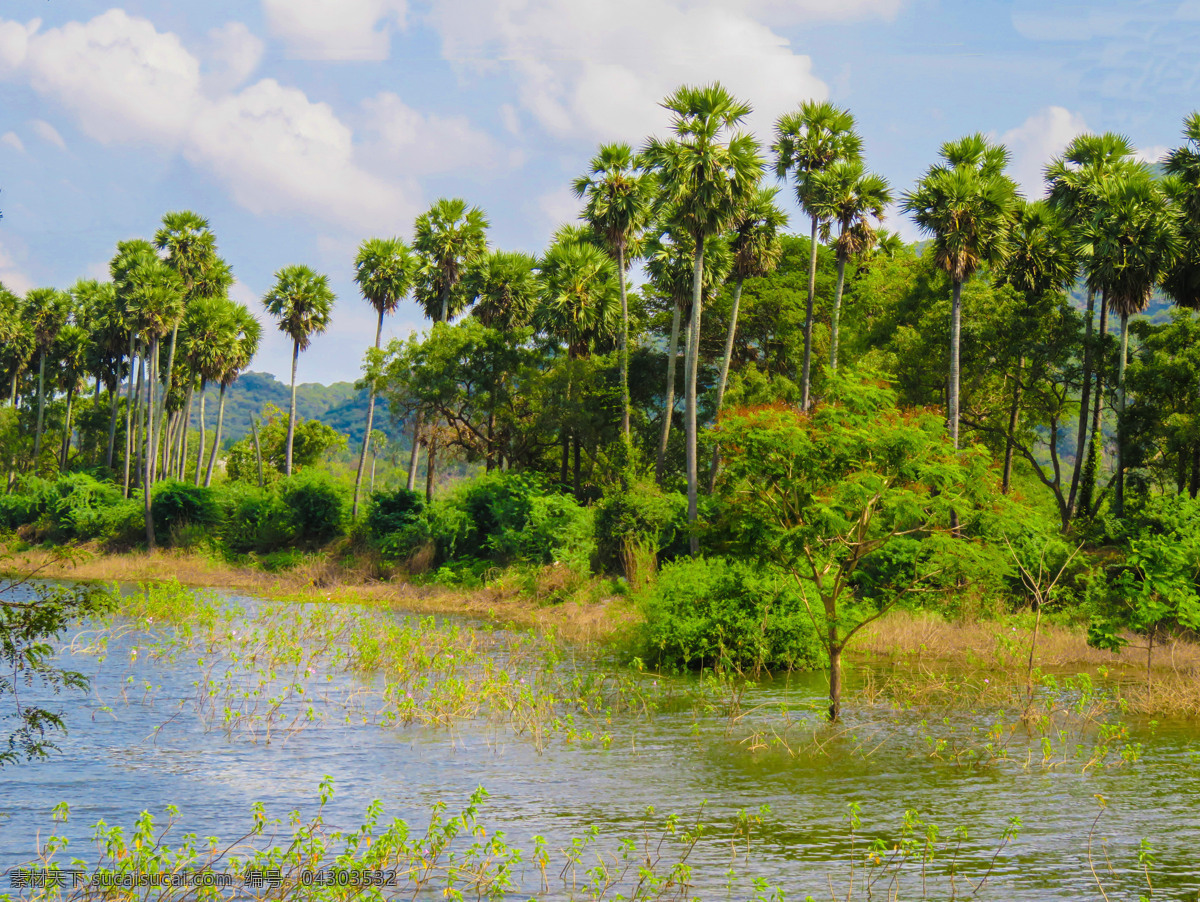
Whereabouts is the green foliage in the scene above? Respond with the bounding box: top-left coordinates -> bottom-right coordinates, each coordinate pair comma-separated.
279,471 -> 347,548
1,474 -> 125,541
366,487 -> 424,540
637,555 -> 822,673
150,480 -> 222,545
594,479 -> 687,575
225,404 -> 347,483
217,484 -> 293,555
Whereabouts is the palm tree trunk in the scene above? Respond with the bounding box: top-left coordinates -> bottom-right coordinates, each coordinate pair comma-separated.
829,256 -> 848,373
425,434 -> 437,502
105,383 -> 121,470
1079,296 -> 1109,516
33,350 -> 48,468
486,409 -> 496,472
154,323 -> 180,478
406,410 -> 424,492
1115,312 -> 1129,517
285,338 -> 299,476
801,215 -> 820,411
656,299 -> 684,484
134,350 -> 147,489
251,416 -> 264,487
617,244 -> 631,440
573,434 -> 581,497
1191,443 -> 1199,499
828,640 -> 843,723
8,372 -> 16,406
178,385 -> 194,480
354,309 -> 384,518
144,336 -> 159,551
60,386 -> 75,470
708,277 -> 746,492
123,340 -> 139,497
1067,289 -> 1096,517
194,384 -> 207,485
371,452 -> 377,494
204,383 -> 227,487
949,279 -> 963,449
1002,357 -> 1024,493
685,238 -> 705,557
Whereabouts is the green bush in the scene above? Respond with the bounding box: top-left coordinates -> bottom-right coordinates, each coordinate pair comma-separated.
594,480 -> 687,576
217,484 -> 293,554
21,473 -> 126,540
366,488 -> 424,541
637,555 -> 822,674
151,481 -> 222,545
491,491 -> 595,572
97,498 -> 145,547
280,471 -> 346,548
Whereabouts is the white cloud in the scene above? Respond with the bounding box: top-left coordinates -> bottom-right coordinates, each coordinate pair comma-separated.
203,21 -> 263,94
360,91 -> 502,175
0,131 -> 23,152
30,118 -> 65,150
262,0 -> 407,60
537,186 -> 582,233
1134,144 -> 1170,166
0,18 -> 37,73
1000,105 -> 1090,198
428,0 -> 833,144
0,238 -> 35,294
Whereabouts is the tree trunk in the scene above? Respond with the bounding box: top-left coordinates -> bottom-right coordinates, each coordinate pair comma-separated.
194,384 -> 207,486
425,435 -> 437,503
1002,357 -> 1024,494
144,336 -> 158,552
33,351 -> 46,466
371,453 -> 377,494
122,340 -> 139,497
828,641 -> 843,723
708,277 -> 745,491
656,299 -> 684,484
949,279 -> 963,449
154,322 -> 180,482
354,308 -> 385,518
1191,443 -> 1199,499
406,410 -> 424,492
829,256 -> 847,373
1079,296 -> 1109,517
1067,288 -> 1096,517
251,416 -> 264,488
204,382 -> 227,487
285,338 -> 299,476
178,385 -> 194,479
801,216 -> 819,411
106,383 -> 121,471
618,244 -> 631,440
1115,313 -> 1129,517
685,238 -> 705,556
486,408 -> 496,473
60,387 -> 75,470
573,433 -> 581,497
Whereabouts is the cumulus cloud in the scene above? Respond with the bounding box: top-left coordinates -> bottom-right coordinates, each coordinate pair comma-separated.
427,0 -> 835,144
1000,105 -> 1090,198
359,91 -> 503,175
0,131 -> 23,152
537,186 -> 582,232
1134,144 -> 1170,166
262,0 -> 407,60
0,10 -> 470,233
0,238 -> 35,294
30,119 -> 65,150
203,21 -> 264,94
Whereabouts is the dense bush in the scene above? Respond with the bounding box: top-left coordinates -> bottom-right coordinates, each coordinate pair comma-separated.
594,479 -> 687,577
218,484 -> 293,554
280,471 -> 346,548
637,555 -> 822,674
0,473 -> 125,540
366,487 -> 424,539
151,481 -> 222,545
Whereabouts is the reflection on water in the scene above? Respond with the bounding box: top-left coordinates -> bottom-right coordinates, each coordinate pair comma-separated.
0,582 -> 1198,900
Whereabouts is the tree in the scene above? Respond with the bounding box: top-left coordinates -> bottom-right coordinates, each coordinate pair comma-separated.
179,297 -> 234,485
409,199 -> 489,494
204,302 -> 262,487
716,370 -> 1000,720
772,101 -> 862,410
109,239 -> 160,496
23,288 -> 70,470
1164,112 -> 1200,310
0,286 -> 34,409
708,187 -> 787,489
573,143 -> 656,439
352,237 -> 414,518
262,265 -> 335,477
53,322 -> 89,469
642,83 -> 763,554
903,133 -> 1019,448
808,159 -> 891,373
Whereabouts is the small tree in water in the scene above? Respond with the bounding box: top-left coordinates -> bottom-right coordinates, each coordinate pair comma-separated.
717,369 -> 1001,721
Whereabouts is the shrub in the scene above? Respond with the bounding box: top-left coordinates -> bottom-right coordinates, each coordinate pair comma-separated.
217,484 -> 293,554
151,481 -> 222,546
492,492 -> 595,573
594,480 -> 687,579
637,555 -> 822,674
280,471 -> 346,548
15,473 -> 126,541
366,488 -> 424,541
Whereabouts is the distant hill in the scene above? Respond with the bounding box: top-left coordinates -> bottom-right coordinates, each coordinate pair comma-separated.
190,372 -> 410,446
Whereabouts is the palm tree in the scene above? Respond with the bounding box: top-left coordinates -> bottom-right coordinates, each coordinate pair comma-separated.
53,323 -> 90,469
808,160 -> 891,372
995,200 -> 1077,492
536,237 -> 621,492
179,297 -> 233,484
708,188 -> 787,489
642,83 -> 763,553
409,198 -> 489,492
903,133 -> 1019,449
1163,112 -> 1200,307
772,101 -> 862,410
110,239 -> 159,495
573,143 -> 655,439
0,286 -> 34,408
205,302 -> 261,486
353,237 -> 414,517
24,287 -> 70,468
1045,132 -> 1138,514
263,265 -> 335,476
1078,170 -> 1180,515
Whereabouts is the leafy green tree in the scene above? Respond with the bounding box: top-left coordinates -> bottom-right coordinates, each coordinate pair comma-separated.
808,159 -> 891,373
643,83 -> 763,553
573,143 -> 656,439
262,265 -> 335,477
772,101 -> 862,410
716,370 -> 1001,720
352,237 -> 414,517
23,288 -> 70,470
204,302 -> 262,487
903,133 -> 1019,448
225,403 -> 346,483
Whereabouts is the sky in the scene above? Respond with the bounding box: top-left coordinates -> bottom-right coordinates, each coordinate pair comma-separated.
2,0 -> 1198,384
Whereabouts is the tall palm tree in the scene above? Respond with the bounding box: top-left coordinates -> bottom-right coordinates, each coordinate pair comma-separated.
263,265 -> 335,476
353,237 -> 414,517
205,302 -> 261,487
573,143 -> 656,439
903,133 -> 1019,449
409,198 -> 489,492
71,278 -> 124,468
110,239 -> 159,496
708,188 -> 786,489
772,101 -> 862,410
1079,170 -> 1180,515
24,287 -> 70,468
1163,112 -> 1200,309
53,323 -> 89,469
995,200 -> 1077,492
0,286 -> 35,408
1045,132 -> 1138,514
179,297 -> 233,484
642,83 -> 763,553
808,160 -> 891,372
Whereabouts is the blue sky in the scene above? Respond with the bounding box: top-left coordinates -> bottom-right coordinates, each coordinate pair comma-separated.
2,0 -> 1197,383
